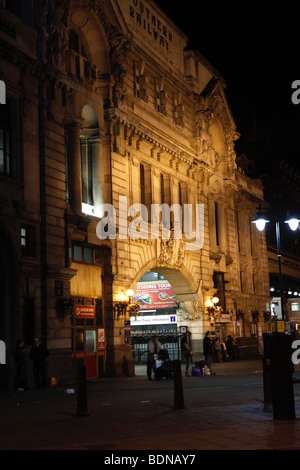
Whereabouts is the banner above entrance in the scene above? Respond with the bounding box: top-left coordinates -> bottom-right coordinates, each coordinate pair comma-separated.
75,305 -> 95,318
133,280 -> 177,310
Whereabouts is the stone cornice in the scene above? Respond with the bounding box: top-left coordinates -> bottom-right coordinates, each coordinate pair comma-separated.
115,110 -> 195,166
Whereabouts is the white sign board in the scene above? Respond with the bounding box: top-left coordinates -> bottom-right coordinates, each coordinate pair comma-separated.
130,314 -> 177,326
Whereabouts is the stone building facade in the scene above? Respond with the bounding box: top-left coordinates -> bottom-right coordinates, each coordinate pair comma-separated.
0,0 -> 270,386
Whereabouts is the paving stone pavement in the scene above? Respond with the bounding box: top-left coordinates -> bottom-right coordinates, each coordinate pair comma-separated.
1,359 -> 300,456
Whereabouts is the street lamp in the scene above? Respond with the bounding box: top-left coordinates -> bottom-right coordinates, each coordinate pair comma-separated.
252,207 -> 300,322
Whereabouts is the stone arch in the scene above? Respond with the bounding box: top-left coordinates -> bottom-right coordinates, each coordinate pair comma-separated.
130,258 -> 203,304
129,259 -> 205,364
68,3 -> 110,74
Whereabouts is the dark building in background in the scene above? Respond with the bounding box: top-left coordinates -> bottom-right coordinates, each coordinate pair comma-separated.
236,134 -> 300,330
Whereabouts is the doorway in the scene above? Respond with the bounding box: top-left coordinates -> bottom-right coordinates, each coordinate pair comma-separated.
72,298 -> 105,379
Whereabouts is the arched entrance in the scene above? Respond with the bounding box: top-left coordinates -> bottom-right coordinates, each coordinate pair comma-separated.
128,267 -> 204,375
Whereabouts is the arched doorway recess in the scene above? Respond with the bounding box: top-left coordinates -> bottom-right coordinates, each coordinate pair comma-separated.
129,267 -> 204,374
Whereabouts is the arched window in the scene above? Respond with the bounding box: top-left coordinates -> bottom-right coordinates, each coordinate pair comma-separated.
139,163 -> 152,221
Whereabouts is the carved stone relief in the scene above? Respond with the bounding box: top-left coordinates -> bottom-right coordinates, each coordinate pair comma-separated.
158,228 -> 185,268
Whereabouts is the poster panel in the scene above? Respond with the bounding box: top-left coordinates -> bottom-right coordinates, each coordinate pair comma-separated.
133,280 -> 176,310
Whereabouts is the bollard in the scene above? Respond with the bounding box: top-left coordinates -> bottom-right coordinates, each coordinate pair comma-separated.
173,360 -> 185,409
269,333 -> 295,420
77,363 -> 89,417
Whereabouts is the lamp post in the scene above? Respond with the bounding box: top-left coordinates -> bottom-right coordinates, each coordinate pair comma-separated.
252,208 -> 300,323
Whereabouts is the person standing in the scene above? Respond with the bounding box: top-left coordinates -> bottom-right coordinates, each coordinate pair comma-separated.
214,336 -> 223,363
30,338 -> 49,388
203,331 -> 214,374
14,339 -> 25,391
147,335 -> 161,380
232,334 -> 240,359
181,334 -> 192,376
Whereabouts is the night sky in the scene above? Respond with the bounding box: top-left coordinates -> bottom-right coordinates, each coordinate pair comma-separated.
154,1 -> 300,173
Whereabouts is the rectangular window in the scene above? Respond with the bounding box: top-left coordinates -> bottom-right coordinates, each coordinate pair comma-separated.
140,164 -> 145,206
74,245 -> 83,262
291,302 -> 300,312
240,271 -> 246,293
252,274 -> 255,293
157,90 -> 167,116
70,245 -> 100,265
215,202 -> 219,246
65,129 -> 69,203
83,247 -> 93,263
21,226 -> 36,257
160,174 -> 164,204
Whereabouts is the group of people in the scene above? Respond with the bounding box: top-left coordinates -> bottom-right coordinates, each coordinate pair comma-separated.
146,331 -> 240,379
204,332 -> 240,369
14,338 -> 49,391
146,333 -> 193,380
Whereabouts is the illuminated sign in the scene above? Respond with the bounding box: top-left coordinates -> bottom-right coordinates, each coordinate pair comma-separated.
0,81 -> 6,104
75,305 -> 95,318
98,328 -> 105,354
130,314 -> 177,326
0,340 -> 6,364
133,280 -> 176,310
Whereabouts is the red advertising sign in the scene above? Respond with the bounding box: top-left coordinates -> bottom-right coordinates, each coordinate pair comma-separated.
133,280 -> 176,310
98,328 -> 105,355
74,305 -> 95,318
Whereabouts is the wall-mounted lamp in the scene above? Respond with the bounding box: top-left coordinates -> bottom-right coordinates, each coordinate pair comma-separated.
126,289 -> 134,303
212,296 -> 219,305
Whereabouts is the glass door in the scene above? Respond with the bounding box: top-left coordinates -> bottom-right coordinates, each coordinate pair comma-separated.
85,329 -> 98,378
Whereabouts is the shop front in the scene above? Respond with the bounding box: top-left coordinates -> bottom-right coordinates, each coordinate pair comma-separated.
214,312 -> 234,342
72,300 -> 106,378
